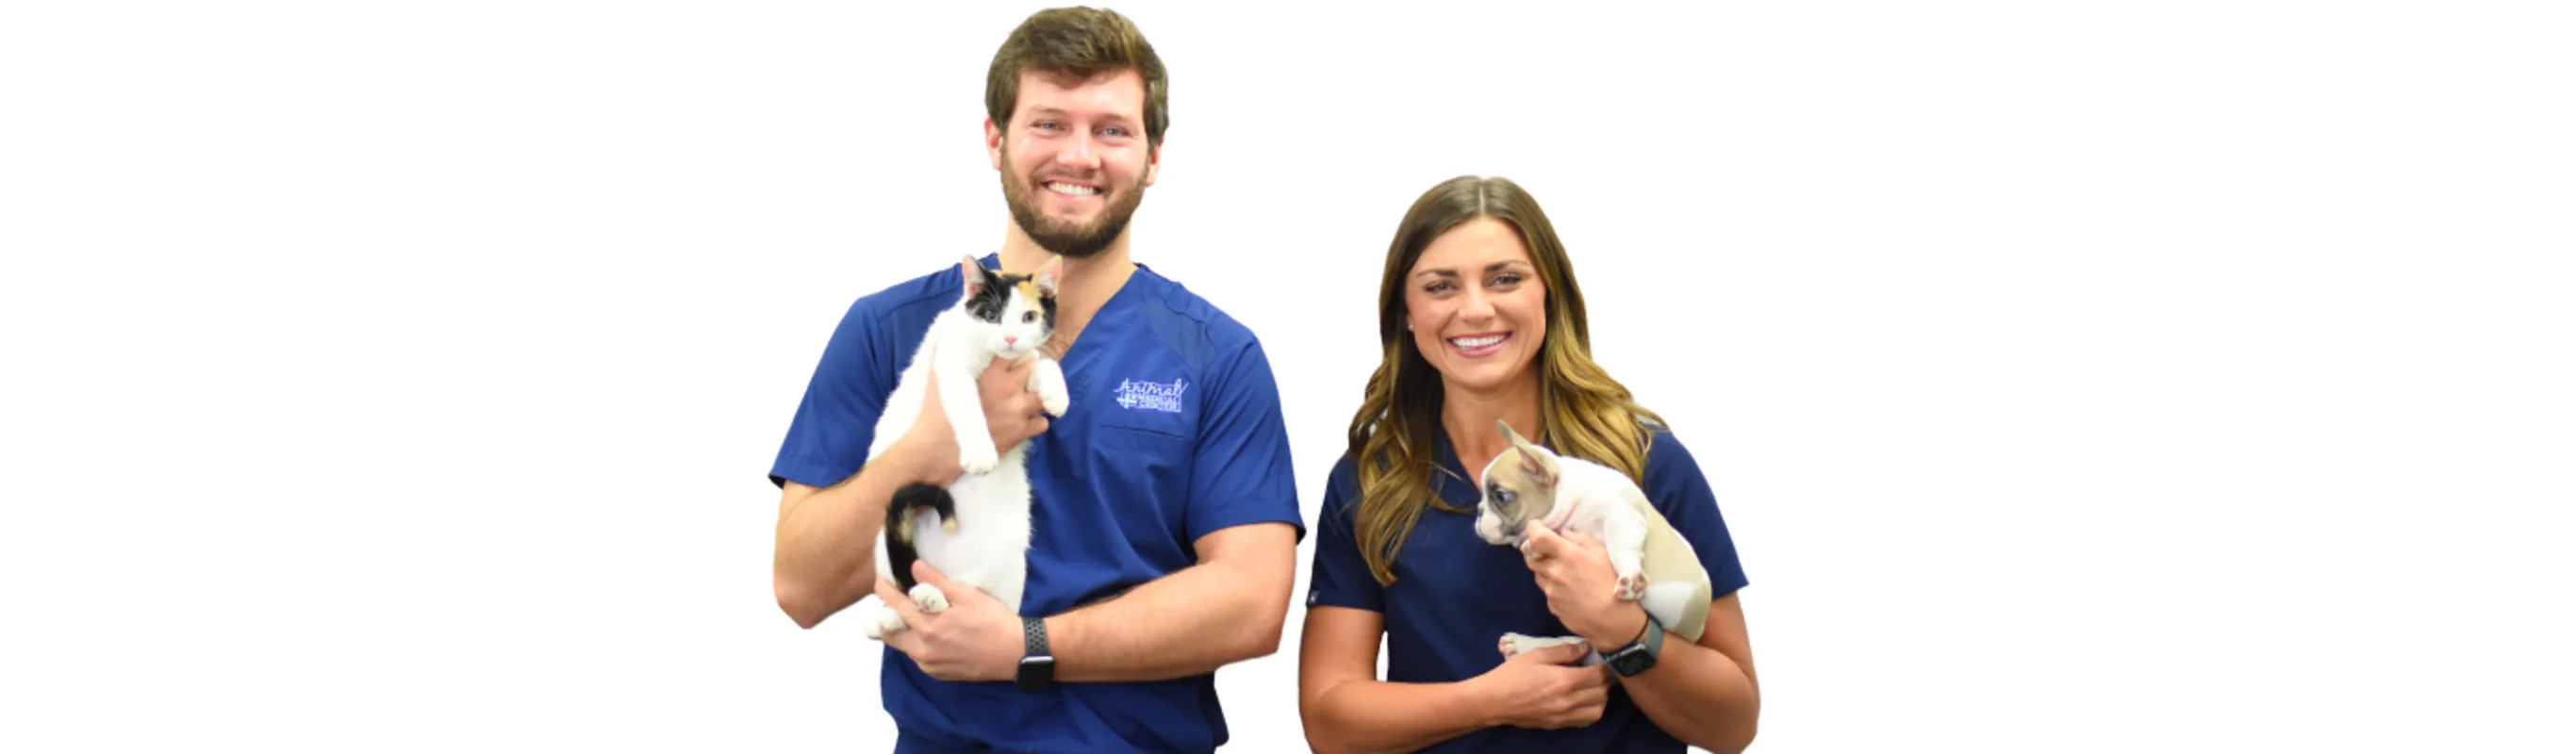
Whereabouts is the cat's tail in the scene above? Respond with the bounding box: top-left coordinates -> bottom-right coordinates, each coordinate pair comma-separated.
883,483 -> 958,592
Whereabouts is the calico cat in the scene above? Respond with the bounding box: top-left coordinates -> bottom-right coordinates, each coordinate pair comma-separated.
859,255 -> 1070,640
1472,420 -> 1713,658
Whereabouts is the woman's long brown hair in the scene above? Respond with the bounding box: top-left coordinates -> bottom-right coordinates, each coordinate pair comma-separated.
1346,175 -> 1666,586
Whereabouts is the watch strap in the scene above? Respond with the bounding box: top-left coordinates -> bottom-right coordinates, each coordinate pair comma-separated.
1023,615 -> 1050,657
1606,612 -> 1665,678
1016,616 -> 1055,691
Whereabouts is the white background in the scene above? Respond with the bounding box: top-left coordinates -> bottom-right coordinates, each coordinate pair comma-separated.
5,1 -> 2571,752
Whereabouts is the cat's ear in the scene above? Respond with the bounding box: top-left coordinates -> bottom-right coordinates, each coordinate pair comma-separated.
1033,255 -> 1063,297
959,255 -> 991,298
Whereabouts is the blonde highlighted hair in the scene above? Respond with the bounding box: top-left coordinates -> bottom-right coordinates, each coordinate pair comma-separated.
1344,176 -> 1664,586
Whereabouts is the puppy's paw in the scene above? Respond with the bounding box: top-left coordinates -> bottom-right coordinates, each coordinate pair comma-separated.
1615,572 -> 1650,601
1499,632 -> 1588,659
909,583 -> 949,614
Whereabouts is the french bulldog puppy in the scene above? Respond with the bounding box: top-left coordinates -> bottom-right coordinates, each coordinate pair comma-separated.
1473,420 -> 1712,658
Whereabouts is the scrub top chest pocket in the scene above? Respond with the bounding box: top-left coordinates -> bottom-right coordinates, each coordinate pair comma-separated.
1082,377 -> 1197,534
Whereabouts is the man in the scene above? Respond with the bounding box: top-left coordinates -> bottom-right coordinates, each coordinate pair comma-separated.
768,8 -> 1302,753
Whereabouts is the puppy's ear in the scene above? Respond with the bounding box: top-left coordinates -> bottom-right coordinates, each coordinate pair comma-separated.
1501,420 -> 1559,484
1512,445 -> 1559,484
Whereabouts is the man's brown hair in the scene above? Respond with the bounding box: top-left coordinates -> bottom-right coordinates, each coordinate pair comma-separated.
985,7 -> 1169,155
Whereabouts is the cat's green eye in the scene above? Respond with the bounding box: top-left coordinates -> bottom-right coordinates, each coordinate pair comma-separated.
1022,311 -> 1038,323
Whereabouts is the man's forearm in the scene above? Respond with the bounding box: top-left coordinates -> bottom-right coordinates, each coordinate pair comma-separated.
772,450 -> 928,629
1047,552 -> 1292,681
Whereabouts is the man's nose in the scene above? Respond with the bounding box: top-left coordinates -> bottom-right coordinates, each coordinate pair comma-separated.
1055,136 -> 1098,168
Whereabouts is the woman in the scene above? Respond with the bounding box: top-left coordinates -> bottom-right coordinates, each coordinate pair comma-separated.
1297,176 -> 1759,753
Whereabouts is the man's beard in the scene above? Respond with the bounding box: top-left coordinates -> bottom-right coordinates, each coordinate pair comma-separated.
1002,163 -> 1146,259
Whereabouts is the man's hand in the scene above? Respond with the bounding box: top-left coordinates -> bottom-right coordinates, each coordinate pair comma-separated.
1521,522 -> 1650,650
895,354 -> 1052,484
974,356 -> 1050,451
871,562 -> 1024,682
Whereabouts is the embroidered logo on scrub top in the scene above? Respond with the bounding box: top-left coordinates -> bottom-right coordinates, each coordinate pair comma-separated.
1114,378 -> 1188,413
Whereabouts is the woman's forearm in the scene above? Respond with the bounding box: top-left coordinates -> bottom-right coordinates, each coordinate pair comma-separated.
1620,634 -> 1759,752
1303,677 -> 1494,754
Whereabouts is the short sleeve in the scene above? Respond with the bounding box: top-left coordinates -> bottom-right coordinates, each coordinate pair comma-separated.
1304,456 -> 1385,613
1643,433 -> 1750,597
1181,339 -> 1305,543
768,299 -> 893,489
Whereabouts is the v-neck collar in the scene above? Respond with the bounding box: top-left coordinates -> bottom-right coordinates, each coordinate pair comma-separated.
1428,420 -> 1560,513
1427,426 -> 1479,513
1055,262 -> 1148,367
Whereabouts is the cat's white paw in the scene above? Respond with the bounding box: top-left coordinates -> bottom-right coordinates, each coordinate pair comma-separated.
958,444 -> 999,475
1615,571 -> 1650,602
1033,362 -> 1070,418
909,583 -> 949,614
866,604 -> 907,639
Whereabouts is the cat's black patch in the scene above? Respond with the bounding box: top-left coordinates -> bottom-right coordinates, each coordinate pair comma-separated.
964,266 -> 1012,323
1040,290 -> 1057,333
883,483 -> 957,592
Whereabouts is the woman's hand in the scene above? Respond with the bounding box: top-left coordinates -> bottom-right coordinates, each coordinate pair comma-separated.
1469,642 -> 1612,729
1521,522 -> 1651,650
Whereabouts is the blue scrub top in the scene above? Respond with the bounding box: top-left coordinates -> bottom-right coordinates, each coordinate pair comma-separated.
771,255 -> 1304,753
1306,427 -> 1748,753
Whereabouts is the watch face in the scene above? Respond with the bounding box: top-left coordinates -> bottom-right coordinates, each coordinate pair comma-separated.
1609,648 -> 1654,677
1016,657 -> 1054,690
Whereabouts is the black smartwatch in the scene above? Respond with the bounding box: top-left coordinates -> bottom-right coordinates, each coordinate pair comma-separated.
1601,613 -> 1665,678
1016,616 -> 1056,691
